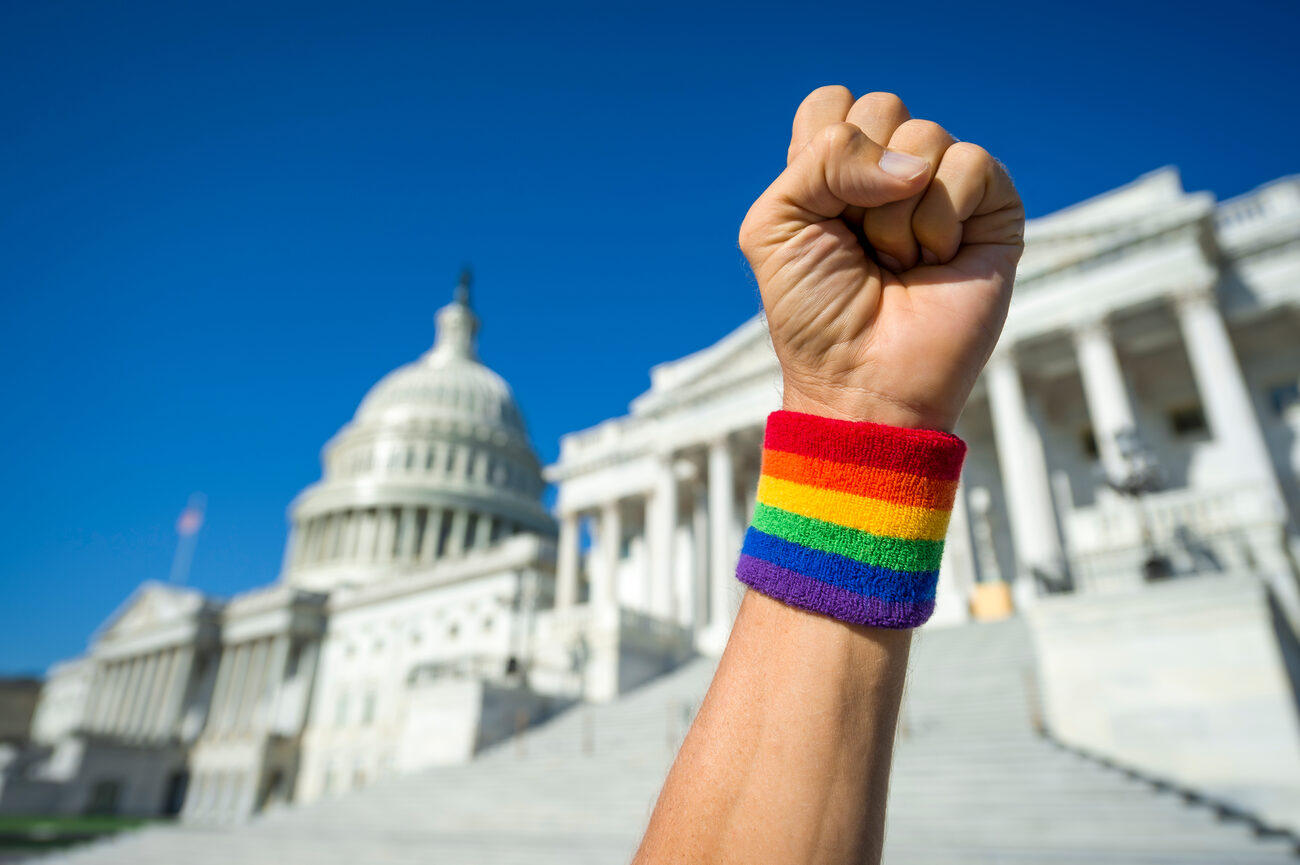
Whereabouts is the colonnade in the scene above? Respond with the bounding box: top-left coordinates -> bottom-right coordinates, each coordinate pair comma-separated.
983,285 -> 1290,598
203,635 -> 292,738
82,645 -> 195,741
553,284 -> 1292,631
290,505 -> 520,572
555,437 -> 755,644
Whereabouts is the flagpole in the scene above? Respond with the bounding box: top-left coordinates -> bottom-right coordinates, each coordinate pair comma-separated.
169,493 -> 206,585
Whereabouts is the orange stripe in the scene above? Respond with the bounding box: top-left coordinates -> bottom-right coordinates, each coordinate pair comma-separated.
762,448 -> 959,510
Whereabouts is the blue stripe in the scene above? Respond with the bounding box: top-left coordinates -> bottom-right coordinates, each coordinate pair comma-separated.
741,527 -> 939,603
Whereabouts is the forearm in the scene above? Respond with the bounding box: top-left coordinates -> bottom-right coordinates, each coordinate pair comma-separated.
632,83 -> 1020,865
633,590 -> 910,865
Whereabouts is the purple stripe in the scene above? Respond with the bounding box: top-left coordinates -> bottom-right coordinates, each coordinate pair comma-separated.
736,554 -> 935,629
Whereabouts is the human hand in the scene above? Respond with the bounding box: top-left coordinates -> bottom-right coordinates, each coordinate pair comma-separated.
739,87 -> 1024,432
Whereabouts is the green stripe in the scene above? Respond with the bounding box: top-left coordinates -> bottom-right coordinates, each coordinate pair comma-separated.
751,502 -> 944,574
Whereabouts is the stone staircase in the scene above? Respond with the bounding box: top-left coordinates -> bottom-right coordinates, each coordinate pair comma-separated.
36,618 -> 1299,864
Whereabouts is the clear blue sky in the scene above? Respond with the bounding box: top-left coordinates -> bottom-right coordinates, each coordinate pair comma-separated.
2,0 -> 1297,674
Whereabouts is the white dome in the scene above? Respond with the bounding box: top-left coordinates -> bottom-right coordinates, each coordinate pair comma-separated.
356,355 -> 528,441
284,273 -> 555,592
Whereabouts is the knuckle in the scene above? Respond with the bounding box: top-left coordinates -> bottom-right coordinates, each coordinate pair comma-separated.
946,141 -> 993,171
804,84 -> 853,106
856,91 -> 907,115
891,118 -> 952,147
819,121 -> 861,151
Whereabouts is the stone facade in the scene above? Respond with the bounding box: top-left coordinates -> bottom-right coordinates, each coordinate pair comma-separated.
3,277 -> 568,823
547,167 -> 1300,655
7,167 -> 1300,825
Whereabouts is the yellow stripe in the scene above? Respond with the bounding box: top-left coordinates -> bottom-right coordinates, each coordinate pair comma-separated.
757,475 -> 952,542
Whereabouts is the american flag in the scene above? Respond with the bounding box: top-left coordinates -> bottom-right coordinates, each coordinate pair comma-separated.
176,497 -> 205,536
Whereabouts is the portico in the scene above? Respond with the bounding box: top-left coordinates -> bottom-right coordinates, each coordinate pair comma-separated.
547,168 -> 1300,658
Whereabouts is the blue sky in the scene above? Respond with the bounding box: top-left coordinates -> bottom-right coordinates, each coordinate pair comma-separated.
2,0 -> 1297,674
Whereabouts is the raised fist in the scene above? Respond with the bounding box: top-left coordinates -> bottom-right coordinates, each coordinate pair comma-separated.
739,87 -> 1025,432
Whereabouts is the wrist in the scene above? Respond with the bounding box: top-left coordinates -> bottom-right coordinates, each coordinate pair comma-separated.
735,411 -> 967,630
781,383 -> 959,433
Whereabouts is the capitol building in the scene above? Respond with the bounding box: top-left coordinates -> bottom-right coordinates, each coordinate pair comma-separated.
4,167 -> 1300,852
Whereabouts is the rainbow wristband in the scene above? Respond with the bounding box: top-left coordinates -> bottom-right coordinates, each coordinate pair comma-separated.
736,411 -> 966,629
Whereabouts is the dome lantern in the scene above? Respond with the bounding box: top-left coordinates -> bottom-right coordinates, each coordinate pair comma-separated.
429,268 -> 479,364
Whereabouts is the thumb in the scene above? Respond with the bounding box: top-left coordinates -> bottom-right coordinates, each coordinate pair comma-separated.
743,122 -> 930,247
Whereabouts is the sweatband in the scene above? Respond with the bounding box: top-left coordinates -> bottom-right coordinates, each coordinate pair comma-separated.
735,410 -> 967,629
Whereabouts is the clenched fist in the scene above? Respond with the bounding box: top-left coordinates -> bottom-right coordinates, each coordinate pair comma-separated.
740,87 -> 1025,432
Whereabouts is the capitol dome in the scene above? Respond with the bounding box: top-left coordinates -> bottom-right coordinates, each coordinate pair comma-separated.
283,273 -> 556,591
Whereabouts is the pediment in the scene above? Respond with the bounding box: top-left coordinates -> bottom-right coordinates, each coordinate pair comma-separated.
631,314 -> 778,416
97,582 -> 207,642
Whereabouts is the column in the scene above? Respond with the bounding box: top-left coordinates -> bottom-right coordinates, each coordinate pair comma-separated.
398,507 -> 417,561
219,645 -> 250,733
705,438 -> 737,647
690,480 -> 709,633
102,660 -> 128,728
110,658 -> 142,734
474,510 -> 493,549
594,501 -> 621,611
1174,287 -> 1287,507
236,640 -> 269,732
158,647 -> 194,739
356,510 -> 378,562
447,509 -> 468,557
1174,286 -> 1300,626
80,665 -> 107,733
650,457 -> 678,619
87,663 -> 116,732
146,651 -> 176,738
127,652 -> 161,737
205,648 -> 235,737
986,350 -> 1065,600
376,509 -> 397,562
319,515 -> 337,562
934,482 -> 977,623
1074,317 -> 1139,480
555,511 -> 580,609
261,635 -> 291,733
341,511 -> 358,560
421,508 -> 443,563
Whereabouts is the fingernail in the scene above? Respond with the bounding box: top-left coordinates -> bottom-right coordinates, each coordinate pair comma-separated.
920,247 -> 939,266
879,150 -> 928,180
876,252 -> 903,272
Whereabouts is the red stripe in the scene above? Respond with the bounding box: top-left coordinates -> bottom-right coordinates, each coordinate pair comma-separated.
763,411 -> 966,480
761,449 -> 959,510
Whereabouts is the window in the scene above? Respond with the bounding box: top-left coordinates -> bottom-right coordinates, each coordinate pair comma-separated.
361,691 -> 376,725
334,693 -> 349,727
425,447 -> 436,471
1079,427 -> 1099,461
1168,405 -> 1208,437
405,447 -> 415,470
